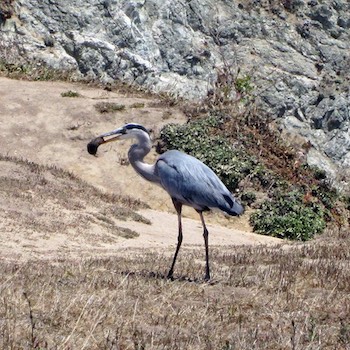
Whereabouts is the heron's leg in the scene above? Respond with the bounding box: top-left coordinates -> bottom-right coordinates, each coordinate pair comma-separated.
167,198 -> 183,280
198,211 -> 210,281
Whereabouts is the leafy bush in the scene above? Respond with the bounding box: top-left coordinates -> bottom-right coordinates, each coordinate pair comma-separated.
250,191 -> 326,241
94,102 -> 125,113
235,75 -> 254,95
313,168 -> 327,180
241,192 -> 257,206
311,183 -> 338,210
61,90 -> 81,98
344,196 -> 350,211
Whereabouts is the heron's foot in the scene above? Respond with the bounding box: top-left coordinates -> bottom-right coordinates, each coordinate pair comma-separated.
167,271 -> 174,281
204,274 -> 211,282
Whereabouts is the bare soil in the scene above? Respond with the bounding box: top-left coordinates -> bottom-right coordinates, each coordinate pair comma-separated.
0,77 -> 280,261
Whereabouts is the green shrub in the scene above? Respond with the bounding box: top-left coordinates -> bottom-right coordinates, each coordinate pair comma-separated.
313,168 -> 327,180
94,102 -> 125,113
235,75 -> 254,95
130,102 -> 145,109
250,191 -> 325,241
241,192 -> 257,206
343,196 -> 350,211
61,90 -> 81,98
311,183 -> 338,210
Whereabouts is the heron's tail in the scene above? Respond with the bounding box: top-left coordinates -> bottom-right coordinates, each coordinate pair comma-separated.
219,194 -> 244,216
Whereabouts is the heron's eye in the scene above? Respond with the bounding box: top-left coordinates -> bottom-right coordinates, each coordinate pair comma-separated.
121,128 -> 127,134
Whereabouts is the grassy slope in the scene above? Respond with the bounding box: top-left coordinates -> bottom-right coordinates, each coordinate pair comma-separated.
0,155 -> 149,248
1,234 -> 350,349
0,115 -> 349,349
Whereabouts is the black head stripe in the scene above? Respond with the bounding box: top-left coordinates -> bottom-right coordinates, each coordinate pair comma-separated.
124,124 -> 149,134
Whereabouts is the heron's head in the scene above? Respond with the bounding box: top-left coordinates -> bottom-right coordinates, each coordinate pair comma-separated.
87,123 -> 150,155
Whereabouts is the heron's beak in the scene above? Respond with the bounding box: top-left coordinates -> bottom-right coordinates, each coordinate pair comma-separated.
87,128 -> 123,156
101,128 -> 124,143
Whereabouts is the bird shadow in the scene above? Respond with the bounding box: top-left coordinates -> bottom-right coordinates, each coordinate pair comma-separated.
120,270 -> 219,285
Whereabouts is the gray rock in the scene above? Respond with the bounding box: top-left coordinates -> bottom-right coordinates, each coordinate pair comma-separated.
308,5 -> 335,29
1,0 -> 350,184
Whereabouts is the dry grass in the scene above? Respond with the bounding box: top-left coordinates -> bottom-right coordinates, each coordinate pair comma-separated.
4,153 -> 349,349
94,102 -> 126,113
1,231 -> 350,349
0,154 -> 149,255
61,90 -> 82,98
0,154 -> 145,209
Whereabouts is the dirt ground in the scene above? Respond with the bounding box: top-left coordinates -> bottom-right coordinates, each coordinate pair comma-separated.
0,77 -> 281,261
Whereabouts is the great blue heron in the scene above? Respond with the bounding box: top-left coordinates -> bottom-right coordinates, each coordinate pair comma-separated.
87,123 -> 244,281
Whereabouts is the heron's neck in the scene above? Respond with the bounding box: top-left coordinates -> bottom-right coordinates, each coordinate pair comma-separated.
128,133 -> 160,184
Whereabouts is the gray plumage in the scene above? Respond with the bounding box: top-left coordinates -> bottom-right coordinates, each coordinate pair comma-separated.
156,150 -> 243,215
87,123 -> 244,281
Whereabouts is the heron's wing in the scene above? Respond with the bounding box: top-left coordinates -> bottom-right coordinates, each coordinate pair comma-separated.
156,150 -> 243,215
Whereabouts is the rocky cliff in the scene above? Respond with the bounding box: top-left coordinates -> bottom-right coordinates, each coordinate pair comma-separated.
1,0 -> 349,186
